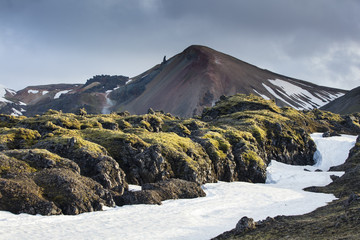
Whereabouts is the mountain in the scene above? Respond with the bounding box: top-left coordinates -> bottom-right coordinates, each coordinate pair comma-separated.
3,45 -> 347,117
9,75 -> 128,116
13,83 -> 83,106
0,85 -> 25,116
110,45 -> 347,117
320,86 -> 360,114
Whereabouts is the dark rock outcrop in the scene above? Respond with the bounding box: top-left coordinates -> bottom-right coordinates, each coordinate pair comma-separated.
235,217 -> 256,233
0,149 -> 115,215
0,177 -> 62,216
33,168 -> 115,215
34,137 -> 128,194
142,178 -> 206,199
115,179 -> 205,206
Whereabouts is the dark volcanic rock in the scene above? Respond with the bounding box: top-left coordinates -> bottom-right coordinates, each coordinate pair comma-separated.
114,190 -> 163,206
34,137 -> 128,194
0,149 -> 115,215
115,179 -> 206,206
235,217 -> 256,233
197,138 -> 236,182
0,177 -> 62,215
2,149 -> 80,173
128,144 -> 169,184
142,178 -> 206,199
34,168 -> 115,215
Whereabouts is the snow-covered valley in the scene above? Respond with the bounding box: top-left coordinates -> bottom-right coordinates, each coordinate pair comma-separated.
0,133 -> 357,240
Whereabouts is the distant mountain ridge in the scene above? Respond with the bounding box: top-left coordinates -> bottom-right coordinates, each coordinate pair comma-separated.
0,85 -> 25,116
0,45 -> 348,117
321,86 -> 360,114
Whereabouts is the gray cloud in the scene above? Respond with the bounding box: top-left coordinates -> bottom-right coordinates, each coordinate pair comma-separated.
0,0 -> 359,90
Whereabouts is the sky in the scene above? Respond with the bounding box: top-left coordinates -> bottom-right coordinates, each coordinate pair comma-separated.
0,0 -> 359,91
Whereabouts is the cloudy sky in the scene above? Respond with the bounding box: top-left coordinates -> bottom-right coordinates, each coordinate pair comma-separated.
1,0 -> 359,90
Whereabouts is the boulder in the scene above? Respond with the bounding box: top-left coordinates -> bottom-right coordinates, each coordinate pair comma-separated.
34,137 -> 128,194
235,216 -> 256,233
142,178 -> 206,199
124,144 -> 169,185
2,149 -> 80,173
115,178 -> 206,206
0,149 -> 116,215
0,177 -> 62,215
34,168 -> 115,215
114,190 -> 163,206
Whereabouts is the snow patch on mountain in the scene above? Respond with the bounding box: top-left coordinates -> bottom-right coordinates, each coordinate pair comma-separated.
10,108 -> 23,116
253,89 -> 270,100
262,83 -> 297,108
54,90 -> 71,99
28,90 -> 39,94
126,78 -> 133,85
0,85 -> 13,103
262,79 -> 344,110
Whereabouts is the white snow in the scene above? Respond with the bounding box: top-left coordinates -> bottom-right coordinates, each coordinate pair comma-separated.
19,101 -> 27,106
263,79 -> 343,110
311,133 -> 356,171
126,78 -> 133,85
10,108 -> 23,116
253,89 -> 270,100
28,89 -> 39,94
6,88 -> 16,95
42,91 -> 49,95
0,133 -> 357,240
262,83 -> 297,108
54,90 -> 71,99
101,92 -> 115,114
0,85 -> 13,103
128,185 -> 142,192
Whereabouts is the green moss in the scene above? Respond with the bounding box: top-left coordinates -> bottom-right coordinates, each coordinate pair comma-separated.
80,128 -> 149,160
177,123 -> 191,135
140,120 -> 152,130
251,125 -> 267,144
139,131 -> 210,171
0,114 -> 26,128
118,119 -> 133,129
0,153 -> 37,175
242,150 -> 265,168
202,131 -> 231,159
43,109 -> 61,115
0,127 -> 41,149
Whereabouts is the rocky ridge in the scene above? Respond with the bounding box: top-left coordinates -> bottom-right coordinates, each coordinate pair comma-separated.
1,94 -> 360,215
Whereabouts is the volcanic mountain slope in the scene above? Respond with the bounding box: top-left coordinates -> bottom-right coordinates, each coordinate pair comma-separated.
321,86 -> 360,114
111,45 -> 346,117
0,85 -> 25,116
13,83 -> 83,106
10,75 -> 129,116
